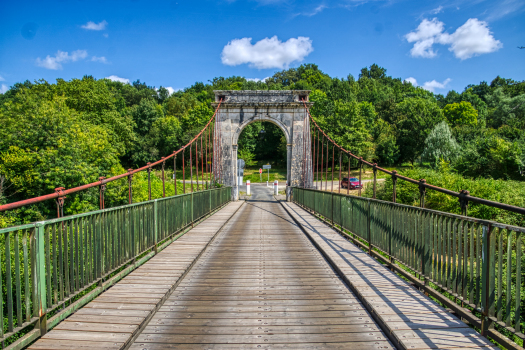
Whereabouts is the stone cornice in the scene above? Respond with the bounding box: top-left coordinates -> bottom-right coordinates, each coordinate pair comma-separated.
211,102 -> 314,108
213,90 -> 312,104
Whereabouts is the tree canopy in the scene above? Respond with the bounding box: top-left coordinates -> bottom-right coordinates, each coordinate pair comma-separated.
1,64 -> 525,225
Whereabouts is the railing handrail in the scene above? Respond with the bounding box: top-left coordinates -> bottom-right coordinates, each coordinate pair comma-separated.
0,187 -> 226,234
296,186 -> 525,234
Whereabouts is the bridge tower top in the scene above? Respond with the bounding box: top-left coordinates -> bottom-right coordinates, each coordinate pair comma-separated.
212,90 -> 311,105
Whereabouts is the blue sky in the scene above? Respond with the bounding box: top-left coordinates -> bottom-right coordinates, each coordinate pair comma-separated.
1,0 -> 524,95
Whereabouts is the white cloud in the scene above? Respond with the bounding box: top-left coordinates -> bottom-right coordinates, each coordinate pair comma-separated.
0,84 -> 8,94
405,18 -> 502,60
431,6 -> 443,14
422,78 -> 451,92
405,18 -> 445,58
403,77 -> 451,92
91,56 -> 108,64
0,75 -> 4,82
486,0 -> 525,20
81,20 -> 108,31
247,77 -> 270,82
36,50 -> 88,70
404,77 -> 418,86
221,36 -> 313,69
105,75 -> 130,84
296,4 -> 327,17
103,33 -> 109,38
444,19 -> 503,59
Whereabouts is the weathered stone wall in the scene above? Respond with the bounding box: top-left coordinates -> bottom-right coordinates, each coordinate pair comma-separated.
212,91 -> 313,200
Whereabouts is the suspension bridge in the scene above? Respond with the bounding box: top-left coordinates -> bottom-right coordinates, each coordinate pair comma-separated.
0,91 -> 523,350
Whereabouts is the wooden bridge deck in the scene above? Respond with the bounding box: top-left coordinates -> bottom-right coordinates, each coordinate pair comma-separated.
28,199 -> 497,350
130,200 -> 392,350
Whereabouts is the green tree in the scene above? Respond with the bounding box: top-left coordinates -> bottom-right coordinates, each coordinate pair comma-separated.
359,64 -> 387,80
238,148 -> 256,167
311,92 -> 375,160
131,98 -> 164,136
443,101 -> 478,127
0,92 -> 125,223
372,119 -> 399,165
422,121 -> 459,167
394,97 -> 444,164
487,88 -> 525,129
148,115 -> 183,156
454,134 -> 524,180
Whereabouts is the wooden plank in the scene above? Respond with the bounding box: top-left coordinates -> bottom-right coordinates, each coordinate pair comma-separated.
133,332 -> 389,344
41,330 -> 131,342
142,324 -> 382,334
156,304 -> 364,312
162,299 -> 360,306
128,341 -> 395,350
28,339 -> 122,349
148,317 -> 377,327
53,322 -> 138,333
152,310 -> 369,319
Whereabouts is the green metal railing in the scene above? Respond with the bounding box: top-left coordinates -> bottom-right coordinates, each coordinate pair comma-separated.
0,187 -> 231,349
293,187 -> 524,350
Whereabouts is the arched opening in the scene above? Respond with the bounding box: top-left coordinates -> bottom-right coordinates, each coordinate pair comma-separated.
236,121 -> 288,186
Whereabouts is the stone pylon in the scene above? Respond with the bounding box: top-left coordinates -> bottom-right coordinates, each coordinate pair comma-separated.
211,90 -> 314,200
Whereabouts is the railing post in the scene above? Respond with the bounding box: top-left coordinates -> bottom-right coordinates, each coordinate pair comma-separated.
147,163 -> 152,201
372,163 -> 377,199
161,158 -> 166,198
153,199 -> 158,254
359,157 -> 363,197
481,224 -> 495,336
128,169 -> 133,204
33,223 -> 47,336
54,187 -> 65,218
389,202 -> 394,271
459,190 -> 469,216
338,151 -> 342,194
173,152 -> 178,195
419,179 -> 426,208
331,192 -> 334,227
367,200 -> 372,255
391,171 -> 397,203
191,191 -> 194,228
98,177 -> 106,210
182,148 -> 186,194
423,212 -> 431,294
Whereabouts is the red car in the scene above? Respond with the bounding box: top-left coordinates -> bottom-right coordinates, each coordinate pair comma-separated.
341,177 -> 362,190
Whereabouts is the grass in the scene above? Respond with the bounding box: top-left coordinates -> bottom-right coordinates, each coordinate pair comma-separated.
241,165 -> 409,184
243,167 -> 287,183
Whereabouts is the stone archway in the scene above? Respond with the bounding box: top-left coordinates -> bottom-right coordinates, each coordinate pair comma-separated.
212,90 -> 314,200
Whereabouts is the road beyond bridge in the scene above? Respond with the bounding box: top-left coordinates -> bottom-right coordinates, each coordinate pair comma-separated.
28,193 -> 495,350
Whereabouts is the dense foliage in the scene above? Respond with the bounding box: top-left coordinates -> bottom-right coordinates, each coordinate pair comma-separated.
1,64 -> 525,226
